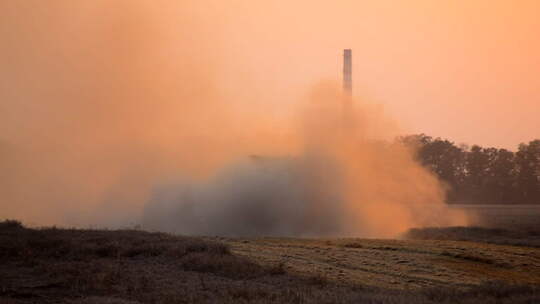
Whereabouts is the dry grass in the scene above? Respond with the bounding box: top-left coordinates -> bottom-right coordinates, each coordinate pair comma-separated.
225,236 -> 540,289
1,220 -> 540,303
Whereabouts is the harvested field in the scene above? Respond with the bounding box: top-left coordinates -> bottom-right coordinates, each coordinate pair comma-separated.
220,204 -> 540,291
2,220 -> 539,303
223,236 -> 540,290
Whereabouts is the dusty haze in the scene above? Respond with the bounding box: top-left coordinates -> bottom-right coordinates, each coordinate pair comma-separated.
0,1 -> 470,237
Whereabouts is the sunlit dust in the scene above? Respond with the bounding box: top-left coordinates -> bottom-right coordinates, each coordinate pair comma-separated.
0,1 -> 474,237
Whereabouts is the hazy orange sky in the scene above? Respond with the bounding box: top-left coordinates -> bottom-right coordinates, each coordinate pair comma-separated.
2,0 -> 539,149
0,0 -> 531,229
216,0 -> 540,149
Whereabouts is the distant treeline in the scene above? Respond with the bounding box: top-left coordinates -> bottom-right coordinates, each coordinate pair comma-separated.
400,135 -> 540,204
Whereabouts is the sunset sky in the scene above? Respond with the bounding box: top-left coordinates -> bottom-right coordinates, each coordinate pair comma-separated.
2,1 -> 539,149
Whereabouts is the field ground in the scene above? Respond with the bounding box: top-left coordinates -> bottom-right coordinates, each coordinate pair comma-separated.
223,237 -> 540,290
1,204 -> 540,303
222,204 -> 540,291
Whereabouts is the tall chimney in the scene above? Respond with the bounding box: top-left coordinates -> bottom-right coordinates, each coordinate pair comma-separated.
343,49 -> 352,96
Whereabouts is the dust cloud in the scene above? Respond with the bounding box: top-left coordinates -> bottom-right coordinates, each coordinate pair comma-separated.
0,1 -> 467,237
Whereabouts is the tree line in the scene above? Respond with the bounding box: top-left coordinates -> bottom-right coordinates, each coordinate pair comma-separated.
399,135 -> 540,204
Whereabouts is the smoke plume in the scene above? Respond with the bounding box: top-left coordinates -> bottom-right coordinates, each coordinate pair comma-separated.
0,1 -> 467,237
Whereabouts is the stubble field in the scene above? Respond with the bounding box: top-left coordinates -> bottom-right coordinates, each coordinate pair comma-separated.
1,205 -> 539,303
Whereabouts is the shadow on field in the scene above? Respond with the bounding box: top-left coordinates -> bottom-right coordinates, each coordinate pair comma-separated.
1,220 -> 539,304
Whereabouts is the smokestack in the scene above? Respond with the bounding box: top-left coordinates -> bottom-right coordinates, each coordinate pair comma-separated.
343,49 -> 352,96
341,49 -> 353,129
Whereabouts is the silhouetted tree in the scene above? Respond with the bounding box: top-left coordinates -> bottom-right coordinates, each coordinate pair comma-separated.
399,134 -> 466,201
399,135 -> 540,204
485,148 -> 517,203
463,145 -> 490,201
515,140 -> 540,203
